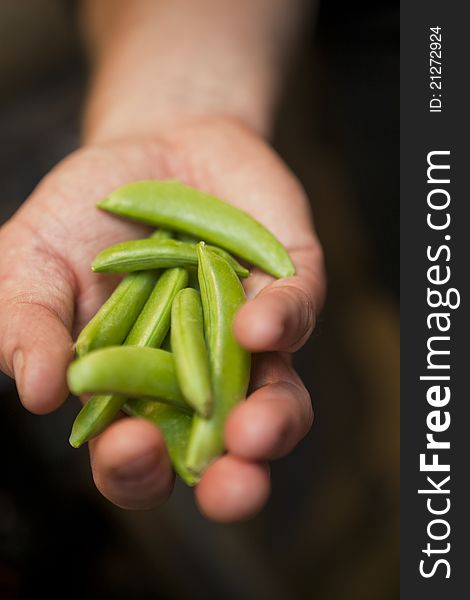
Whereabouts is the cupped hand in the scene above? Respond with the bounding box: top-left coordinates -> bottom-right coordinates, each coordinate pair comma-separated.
0,117 -> 325,522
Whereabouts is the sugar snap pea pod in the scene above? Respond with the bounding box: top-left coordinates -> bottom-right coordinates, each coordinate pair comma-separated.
74,271 -> 158,357
92,239 -> 249,277
123,398 -> 198,486
69,394 -> 124,448
125,267 -> 188,346
186,243 -> 251,475
177,234 -> 243,288
70,228 -> 172,444
69,267 -> 188,448
97,180 -> 294,278
175,232 -> 201,285
175,236 -> 251,277
74,229 -> 172,357
178,231 -> 250,278
67,346 -> 189,411
171,288 -> 212,417
206,246 -> 250,277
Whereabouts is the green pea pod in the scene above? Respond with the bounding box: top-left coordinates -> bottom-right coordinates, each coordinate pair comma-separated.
91,239 -> 249,278
175,234 -> 200,288
125,267 -> 188,346
67,346 -> 189,411
206,246 -> 249,278
185,243 -> 251,476
97,180 -> 294,278
69,267 -> 188,448
177,230 -> 248,278
74,229 -> 172,357
171,288 -> 212,417
123,398 -> 198,486
74,271 -> 158,357
69,394 -> 124,448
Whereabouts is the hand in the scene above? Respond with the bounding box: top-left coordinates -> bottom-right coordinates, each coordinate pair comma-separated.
0,117 -> 325,521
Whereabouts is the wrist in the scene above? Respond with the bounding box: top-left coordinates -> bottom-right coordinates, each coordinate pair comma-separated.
80,0 -> 309,146
83,70 -> 275,146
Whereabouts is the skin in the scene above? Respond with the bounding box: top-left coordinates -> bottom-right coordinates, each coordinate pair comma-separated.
123,397 -> 198,487
0,0 -> 324,522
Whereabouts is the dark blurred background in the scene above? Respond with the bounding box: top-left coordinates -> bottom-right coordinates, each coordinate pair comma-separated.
0,1 -> 399,598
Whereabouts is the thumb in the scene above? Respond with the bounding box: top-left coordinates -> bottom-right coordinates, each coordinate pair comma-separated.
0,222 -> 75,414
234,245 -> 325,353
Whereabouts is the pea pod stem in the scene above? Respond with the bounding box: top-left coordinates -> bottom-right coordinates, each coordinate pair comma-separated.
171,288 -> 212,417
97,180 -> 294,278
185,243 -> 251,476
92,239 -> 249,278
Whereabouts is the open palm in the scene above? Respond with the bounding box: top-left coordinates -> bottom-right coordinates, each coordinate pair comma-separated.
0,118 -> 325,521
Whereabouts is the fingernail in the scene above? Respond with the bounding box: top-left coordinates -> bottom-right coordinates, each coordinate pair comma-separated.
113,451 -> 161,484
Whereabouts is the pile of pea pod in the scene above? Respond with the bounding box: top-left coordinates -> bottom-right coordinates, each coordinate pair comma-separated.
66,180 -> 295,485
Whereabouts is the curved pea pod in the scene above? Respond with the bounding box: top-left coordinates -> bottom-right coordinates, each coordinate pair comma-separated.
123,398 -> 198,486
185,243 -> 251,476
67,346 -> 189,411
69,267 -> 188,448
69,394 -> 124,448
74,228 -> 172,357
97,180 -> 294,278
92,239 -> 249,278
171,288 -> 212,417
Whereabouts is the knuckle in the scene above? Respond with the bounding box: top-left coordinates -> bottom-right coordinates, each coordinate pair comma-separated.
289,380 -> 314,436
276,283 -> 315,351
